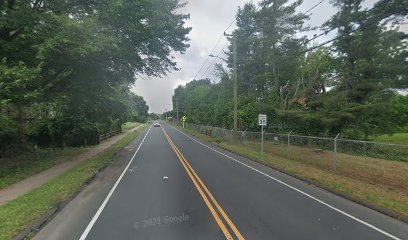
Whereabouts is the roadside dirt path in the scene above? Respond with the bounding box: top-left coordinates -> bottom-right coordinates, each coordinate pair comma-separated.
0,125 -> 143,206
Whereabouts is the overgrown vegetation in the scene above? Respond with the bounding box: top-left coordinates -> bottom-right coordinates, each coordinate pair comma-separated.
0,124 -> 146,240
170,0 -> 407,139
0,0 -> 191,155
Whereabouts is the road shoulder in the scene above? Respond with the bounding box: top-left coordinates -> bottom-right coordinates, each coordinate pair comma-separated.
31,128 -> 148,240
0,125 -> 148,240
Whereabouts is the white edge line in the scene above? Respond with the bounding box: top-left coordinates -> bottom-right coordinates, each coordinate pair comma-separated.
170,125 -> 403,240
79,125 -> 152,240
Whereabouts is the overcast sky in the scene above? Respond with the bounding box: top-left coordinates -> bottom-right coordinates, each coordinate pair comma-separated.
131,0 -> 404,113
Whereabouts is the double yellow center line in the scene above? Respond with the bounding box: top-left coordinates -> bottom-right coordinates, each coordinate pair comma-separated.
161,127 -> 245,240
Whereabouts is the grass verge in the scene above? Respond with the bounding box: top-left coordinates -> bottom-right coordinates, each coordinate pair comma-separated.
177,125 -> 408,218
0,148 -> 87,190
373,133 -> 408,145
122,122 -> 141,131
0,122 -> 142,190
0,124 -> 146,240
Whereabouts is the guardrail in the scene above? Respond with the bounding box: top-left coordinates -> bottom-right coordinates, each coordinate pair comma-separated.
98,129 -> 122,143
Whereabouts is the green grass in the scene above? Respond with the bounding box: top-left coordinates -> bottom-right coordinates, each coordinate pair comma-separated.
177,125 -> 408,217
121,122 -> 141,131
0,124 -> 146,240
0,122 -> 141,190
0,148 -> 87,190
373,133 -> 408,145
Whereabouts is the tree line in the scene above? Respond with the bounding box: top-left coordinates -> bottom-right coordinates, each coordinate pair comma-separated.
172,0 -> 408,139
0,0 -> 190,155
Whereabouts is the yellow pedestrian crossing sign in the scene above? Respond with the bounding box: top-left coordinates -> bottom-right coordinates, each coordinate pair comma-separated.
182,116 -> 186,122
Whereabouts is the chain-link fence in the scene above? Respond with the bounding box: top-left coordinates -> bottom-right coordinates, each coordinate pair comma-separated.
182,122 -> 408,195
185,123 -> 408,167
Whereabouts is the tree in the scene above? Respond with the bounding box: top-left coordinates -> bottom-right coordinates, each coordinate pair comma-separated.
227,0 -> 309,108
320,0 -> 408,137
0,0 -> 191,153
172,0 -> 407,139
173,85 -> 187,118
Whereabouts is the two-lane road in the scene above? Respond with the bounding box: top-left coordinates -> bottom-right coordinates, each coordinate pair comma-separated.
37,123 -> 408,240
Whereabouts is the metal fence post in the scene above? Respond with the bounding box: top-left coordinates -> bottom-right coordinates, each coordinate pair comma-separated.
332,133 -> 340,170
261,125 -> 264,158
287,130 -> 293,159
187,124 -> 407,163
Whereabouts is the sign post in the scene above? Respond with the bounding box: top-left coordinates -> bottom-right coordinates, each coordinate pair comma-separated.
182,116 -> 186,128
258,114 -> 267,157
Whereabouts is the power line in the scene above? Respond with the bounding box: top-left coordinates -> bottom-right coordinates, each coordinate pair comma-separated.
205,1 -> 398,81
199,1 -> 328,81
201,0 -> 329,81
306,15 -> 397,54
200,42 -> 229,80
302,0 -> 390,46
225,19 -> 236,32
203,52 -> 229,80
203,63 -> 223,81
193,34 -> 223,80
192,19 -> 236,80
200,1 -> 327,81
304,0 -> 326,14
299,8 -> 401,56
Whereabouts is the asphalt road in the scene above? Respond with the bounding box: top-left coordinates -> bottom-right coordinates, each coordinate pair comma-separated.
35,123 -> 408,240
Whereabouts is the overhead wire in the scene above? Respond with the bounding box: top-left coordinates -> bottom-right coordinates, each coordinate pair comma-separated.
304,0 -> 326,14
302,0 -> 390,47
192,19 -> 236,80
301,9 -> 403,54
193,34 -> 223,80
201,42 -> 229,80
194,0 -> 393,82
199,0 -> 329,81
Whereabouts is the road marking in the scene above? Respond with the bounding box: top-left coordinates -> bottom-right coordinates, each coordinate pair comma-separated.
162,128 -> 245,240
161,128 -> 233,239
162,127 -> 244,240
170,125 -> 403,240
128,166 -> 137,174
79,125 -> 152,240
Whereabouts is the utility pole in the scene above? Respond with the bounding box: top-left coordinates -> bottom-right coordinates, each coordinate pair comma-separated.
209,32 -> 237,144
176,100 -> 179,125
233,35 -> 237,144
224,32 -> 237,144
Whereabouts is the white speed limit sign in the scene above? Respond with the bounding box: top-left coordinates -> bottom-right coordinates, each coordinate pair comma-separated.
258,114 -> 267,126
